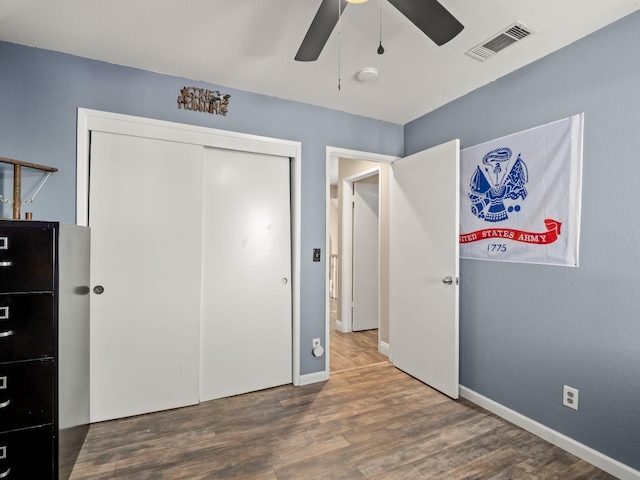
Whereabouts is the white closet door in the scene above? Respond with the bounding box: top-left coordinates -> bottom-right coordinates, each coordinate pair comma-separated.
352,181 -> 379,331
200,148 -> 292,401
89,132 -> 203,422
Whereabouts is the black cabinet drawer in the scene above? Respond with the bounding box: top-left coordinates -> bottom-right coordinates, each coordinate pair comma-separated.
0,226 -> 54,293
0,294 -> 54,363
0,360 -> 54,431
0,425 -> 54,479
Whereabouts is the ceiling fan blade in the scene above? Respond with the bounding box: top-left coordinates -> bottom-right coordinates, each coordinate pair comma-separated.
295,0 -> 348,62
387,0 -> 463,46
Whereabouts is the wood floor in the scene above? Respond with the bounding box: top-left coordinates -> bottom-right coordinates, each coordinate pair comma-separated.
329,298 -> 389,373
70,300 -> 615,479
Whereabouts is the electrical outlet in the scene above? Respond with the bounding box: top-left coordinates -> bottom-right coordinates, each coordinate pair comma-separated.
563,385 -> 579,410
312,338 -> 321,348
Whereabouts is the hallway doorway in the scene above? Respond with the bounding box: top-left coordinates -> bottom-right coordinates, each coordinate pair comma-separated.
325,148 -> 398,375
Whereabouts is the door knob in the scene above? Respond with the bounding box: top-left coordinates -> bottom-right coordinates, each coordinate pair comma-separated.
442,276 -> 453,285
281,278 -> 288,285
93,285 -> 105,295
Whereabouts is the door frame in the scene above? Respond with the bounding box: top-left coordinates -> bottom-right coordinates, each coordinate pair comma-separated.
341,167 -> 381,334
76,108 -> 303,386
325,147 -> 399,377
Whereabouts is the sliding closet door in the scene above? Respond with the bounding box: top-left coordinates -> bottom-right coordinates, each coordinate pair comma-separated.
89,132 -> 203,422
200,148 -> 292,401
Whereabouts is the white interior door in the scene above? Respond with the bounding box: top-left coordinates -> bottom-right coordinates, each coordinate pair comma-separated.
352,181 -> 379,331
199,148 -> 292,401
390,139 -> 460,398
89,132 -> 203,422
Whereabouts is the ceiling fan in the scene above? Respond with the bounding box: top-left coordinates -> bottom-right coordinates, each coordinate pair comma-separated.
295,0 -> 464,62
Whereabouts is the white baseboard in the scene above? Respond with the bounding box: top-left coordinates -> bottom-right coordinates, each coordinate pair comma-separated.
335,318 -> 350,333
298,370 -> 329,386
378,341 -> 390,357
460,386 -> 640,480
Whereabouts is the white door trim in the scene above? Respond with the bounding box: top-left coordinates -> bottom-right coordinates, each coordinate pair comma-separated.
77,108 -> 303,387
342,167 -> 381,334
325,147 -> 399,378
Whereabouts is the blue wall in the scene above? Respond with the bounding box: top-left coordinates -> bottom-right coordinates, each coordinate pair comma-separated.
405,11 -> 640,470
0,41 -> 403,376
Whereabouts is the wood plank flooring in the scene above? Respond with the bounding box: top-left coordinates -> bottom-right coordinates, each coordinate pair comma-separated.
70,365 -> 615,479
70,299 -> 615,479
330,298 -> 389,373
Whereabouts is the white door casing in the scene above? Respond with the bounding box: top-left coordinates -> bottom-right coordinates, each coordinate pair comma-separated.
325,149 -> 398,375
338,166 -> 381,334
389,139 -> 460,399
352,181 -> 380,331
89,132 -> 203,422
199,148 -> 292,401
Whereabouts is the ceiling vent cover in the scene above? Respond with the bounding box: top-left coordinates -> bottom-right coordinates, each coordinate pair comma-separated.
466,22 -> 536,61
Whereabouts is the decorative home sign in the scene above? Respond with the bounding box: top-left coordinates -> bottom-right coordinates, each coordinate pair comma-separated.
459,113 -> 584,267
178,87 -> 230,116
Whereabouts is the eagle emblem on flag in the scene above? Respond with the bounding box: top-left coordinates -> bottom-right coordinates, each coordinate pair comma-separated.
468,147 -> 529,223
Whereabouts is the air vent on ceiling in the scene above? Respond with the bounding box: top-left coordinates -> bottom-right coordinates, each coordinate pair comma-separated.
466,22 -> 536,61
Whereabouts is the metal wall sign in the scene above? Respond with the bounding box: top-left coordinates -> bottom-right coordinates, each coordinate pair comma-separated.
178,87 -> 230,116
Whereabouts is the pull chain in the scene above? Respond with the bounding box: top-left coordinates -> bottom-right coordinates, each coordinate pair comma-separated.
377,0 -> 385,54
338,0 -> 342,90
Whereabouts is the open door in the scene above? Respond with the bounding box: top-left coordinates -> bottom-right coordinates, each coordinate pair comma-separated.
389,139 -> 460,399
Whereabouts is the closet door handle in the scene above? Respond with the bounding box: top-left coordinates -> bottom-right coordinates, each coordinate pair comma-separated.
0,262 -> 12,268
0,399 -> 10,409
0,331 -> 13,338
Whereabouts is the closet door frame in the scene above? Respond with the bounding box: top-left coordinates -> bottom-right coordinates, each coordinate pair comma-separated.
76,108 -> 303,386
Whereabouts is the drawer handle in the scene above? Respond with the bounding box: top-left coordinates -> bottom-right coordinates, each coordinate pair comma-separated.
0,262 -> 12,268
0,307 -> 7,320
0,236 -> 6,250
0,468 -> 9,479
0,331 -> 13,338
0,399 -> 9,409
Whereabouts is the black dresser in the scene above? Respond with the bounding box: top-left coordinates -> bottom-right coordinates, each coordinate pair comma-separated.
0,221 -> 90,480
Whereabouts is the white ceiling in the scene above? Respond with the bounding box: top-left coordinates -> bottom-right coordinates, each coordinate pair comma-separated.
1,0 -> 638,124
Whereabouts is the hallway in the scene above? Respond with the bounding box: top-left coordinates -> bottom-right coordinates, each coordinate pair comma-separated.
329,298 -> 390,373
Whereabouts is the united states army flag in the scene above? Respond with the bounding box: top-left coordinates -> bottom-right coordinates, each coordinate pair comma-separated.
459,114 -> 583,266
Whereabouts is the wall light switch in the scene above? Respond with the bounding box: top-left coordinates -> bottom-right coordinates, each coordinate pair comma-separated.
313,248 -> 321,262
